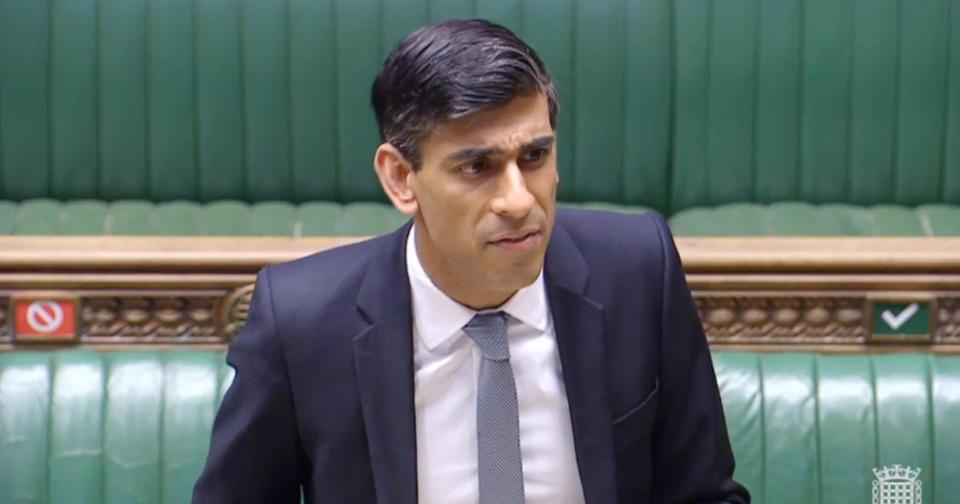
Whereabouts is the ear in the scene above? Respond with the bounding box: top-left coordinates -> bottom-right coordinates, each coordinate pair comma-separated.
374,143 -> 419,216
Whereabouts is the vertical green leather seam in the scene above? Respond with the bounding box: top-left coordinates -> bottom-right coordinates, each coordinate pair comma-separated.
844,0 -> 856,204
813,355 -> 823,504
757,354 -> 767,503
95,0 -> 104,198
939,1 -> 953,204
568,0 -> 578,201
869,355 -> 880,469
47,0 -> 55,199
925,354 -> 936,503
0,7 -> 4,197
238,0 -> 249,202
750,0 -> 761,203
284,0 -> 294,202
145,0 -> 153,199
517,0 -> 527,35
618,0 -> 627,204
191,0 -> 201,202
891,0 -> 903,202
796,0 -> 806,201
665,0 -> 676,214
330,0 -> 341,201
704,0 -> 714,206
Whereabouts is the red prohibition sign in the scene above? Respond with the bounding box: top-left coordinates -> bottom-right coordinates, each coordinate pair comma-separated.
15,298 -> 77,339
26,301 -> 65,333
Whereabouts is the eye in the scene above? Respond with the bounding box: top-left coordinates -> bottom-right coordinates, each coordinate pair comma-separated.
519,147 -> 549,164
460,158 -> 492,176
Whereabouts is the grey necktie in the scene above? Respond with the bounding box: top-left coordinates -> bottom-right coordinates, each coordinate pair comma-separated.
463,312 -> 525,504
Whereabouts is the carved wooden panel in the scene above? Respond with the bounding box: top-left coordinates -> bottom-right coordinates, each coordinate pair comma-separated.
939,298 -> 960,343
81,296 -> 222,343
697,296 -> 868,344
0,298 -> 8,342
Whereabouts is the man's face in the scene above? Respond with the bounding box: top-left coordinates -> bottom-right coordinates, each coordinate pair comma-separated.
408,92 -> 558,309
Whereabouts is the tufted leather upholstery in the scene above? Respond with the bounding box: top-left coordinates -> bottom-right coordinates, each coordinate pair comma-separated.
1,350 -> 958,503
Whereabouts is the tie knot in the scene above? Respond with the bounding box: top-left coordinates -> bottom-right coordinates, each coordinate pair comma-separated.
463,312 -> 510,361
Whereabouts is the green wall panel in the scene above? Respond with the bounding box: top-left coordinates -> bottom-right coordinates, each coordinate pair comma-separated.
848,0 -> 898,205
195,0 -> 244,201
707,0 -> 759,205
672,0 -> 711,211
754,0 -> 801,203
799,0 -> 851,203
290,0 -> 338,202
428,0 -> 473,21
336,0 -> 384,202
946,1 -> 960,203
0,0 -> 958,211
148,0 -> 197,200
573,0 -> 625,201
894,0 -> 950,205
241,0 -> 291,201
51,0 -> 98,199
99,0 -> 148,199
623,0 -> 671,210
0,0 -> 50,199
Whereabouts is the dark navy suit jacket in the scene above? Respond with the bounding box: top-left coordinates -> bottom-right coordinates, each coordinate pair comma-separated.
193,209 -> 750,503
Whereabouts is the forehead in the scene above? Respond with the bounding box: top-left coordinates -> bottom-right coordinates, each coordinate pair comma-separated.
421,93 -> 554,159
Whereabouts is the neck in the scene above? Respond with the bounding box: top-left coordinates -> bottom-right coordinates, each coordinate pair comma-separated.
413,224 -> 515,310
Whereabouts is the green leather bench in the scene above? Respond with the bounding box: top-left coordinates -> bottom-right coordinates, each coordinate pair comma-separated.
2,199 -> 960,236
0,0 -> 956,235
1,350 -> 957,503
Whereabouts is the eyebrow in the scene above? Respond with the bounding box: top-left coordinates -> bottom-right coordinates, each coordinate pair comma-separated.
444,134 -> 556,163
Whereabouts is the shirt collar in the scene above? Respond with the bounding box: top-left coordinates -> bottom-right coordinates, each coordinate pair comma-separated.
406,224 -> 549,352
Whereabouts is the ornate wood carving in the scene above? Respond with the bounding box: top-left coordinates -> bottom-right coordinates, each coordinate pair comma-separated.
81,296 -> 221,343
0,236 -> 958,352
220,284 -> 255,342
0,298 -> 8,342
939,298 -> 960,343
697,296 -> 868,344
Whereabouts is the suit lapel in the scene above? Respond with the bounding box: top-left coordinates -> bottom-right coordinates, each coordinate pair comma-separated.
545,223 -> 618,504
353,222 -> 418,504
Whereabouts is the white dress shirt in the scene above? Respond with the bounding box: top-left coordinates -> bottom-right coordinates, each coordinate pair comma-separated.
407,226 -> 586,504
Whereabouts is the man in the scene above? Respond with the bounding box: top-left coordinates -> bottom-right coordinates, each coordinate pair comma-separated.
194,19 -> 749,504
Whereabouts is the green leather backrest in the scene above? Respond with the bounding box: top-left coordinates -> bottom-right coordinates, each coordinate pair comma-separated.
715,352 -> 960,504
7,0 -> 956,212
1,350 -> 958,503
672,0 -> 960,209
0,0 -> 672,209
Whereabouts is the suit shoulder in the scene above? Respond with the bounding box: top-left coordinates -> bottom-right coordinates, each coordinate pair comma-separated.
258,231 -> 399,319
555,208 -> 673,262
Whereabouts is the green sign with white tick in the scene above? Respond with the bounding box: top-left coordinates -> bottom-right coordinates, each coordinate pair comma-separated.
872,301 -> 931,341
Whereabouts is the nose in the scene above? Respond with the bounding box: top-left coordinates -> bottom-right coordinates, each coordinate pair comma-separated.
490,162 -> 535,218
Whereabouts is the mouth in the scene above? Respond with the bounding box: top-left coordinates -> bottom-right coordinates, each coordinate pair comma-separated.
488,230 -> 542,252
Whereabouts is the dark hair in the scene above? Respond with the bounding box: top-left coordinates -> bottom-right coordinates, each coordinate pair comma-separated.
371,19 -> 559,168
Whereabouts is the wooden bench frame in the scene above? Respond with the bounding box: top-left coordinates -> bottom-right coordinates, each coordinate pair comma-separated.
1,236 -> 958,353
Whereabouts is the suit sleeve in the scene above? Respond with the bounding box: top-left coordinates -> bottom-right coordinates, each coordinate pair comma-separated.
192,267 -> 305,504
649,214 -> 751,504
